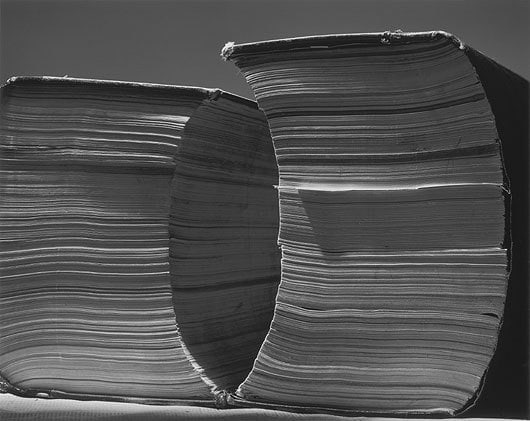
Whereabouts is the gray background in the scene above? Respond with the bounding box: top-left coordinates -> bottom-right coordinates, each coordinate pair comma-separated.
1,0 -> 529,99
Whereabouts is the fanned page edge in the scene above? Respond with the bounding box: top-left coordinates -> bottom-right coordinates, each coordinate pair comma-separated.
222,31 -> 515,417
167,90 -> 277,401
0,76 -> 257,408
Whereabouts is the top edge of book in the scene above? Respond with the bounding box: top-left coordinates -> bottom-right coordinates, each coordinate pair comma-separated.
221,30 -> 465,59
1,76 -> 257,108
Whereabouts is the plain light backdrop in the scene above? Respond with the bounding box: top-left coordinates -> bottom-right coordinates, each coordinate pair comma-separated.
1,0 -> 529,99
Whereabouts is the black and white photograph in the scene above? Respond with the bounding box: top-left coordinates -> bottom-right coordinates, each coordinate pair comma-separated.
0,1 -> 528,420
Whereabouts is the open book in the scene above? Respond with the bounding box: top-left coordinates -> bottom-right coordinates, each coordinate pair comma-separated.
221,30 -> 526,415
0,76 -> 280,405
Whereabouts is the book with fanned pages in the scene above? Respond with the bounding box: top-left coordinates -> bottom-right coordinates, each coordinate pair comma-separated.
0,29 -> 528,418
221,30 -> 527,416
0,76 -> 281,406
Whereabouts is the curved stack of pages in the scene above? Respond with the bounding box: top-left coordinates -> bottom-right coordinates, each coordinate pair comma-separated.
223,31 -> 510,415
169,94 -> 280,392
0,77 -> 279,403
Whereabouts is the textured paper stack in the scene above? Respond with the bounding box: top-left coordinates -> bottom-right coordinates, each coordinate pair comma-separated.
0,77 -> 279,404
223,31 -> 510,415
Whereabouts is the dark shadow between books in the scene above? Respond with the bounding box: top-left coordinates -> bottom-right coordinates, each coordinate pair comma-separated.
463,50 -> 530,419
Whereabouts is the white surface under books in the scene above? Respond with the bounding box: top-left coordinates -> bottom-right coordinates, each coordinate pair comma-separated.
0,394 -> 520,421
